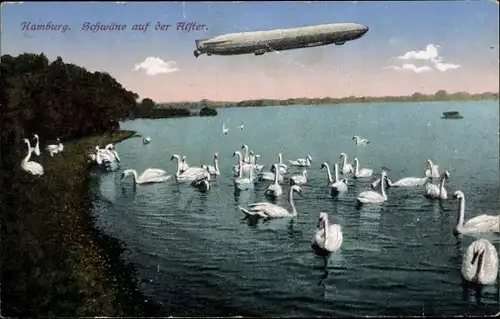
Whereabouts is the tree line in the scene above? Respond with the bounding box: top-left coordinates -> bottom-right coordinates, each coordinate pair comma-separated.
0,53 -> 217,176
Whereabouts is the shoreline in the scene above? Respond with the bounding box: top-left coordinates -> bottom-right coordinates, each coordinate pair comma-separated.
2,130 -> 159,317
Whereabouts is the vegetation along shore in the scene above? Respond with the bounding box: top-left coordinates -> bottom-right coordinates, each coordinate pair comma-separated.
1,53 -> 161,316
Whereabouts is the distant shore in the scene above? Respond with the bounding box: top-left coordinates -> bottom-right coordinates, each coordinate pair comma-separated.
157,90 -> 499,110
2,130 -> 159,317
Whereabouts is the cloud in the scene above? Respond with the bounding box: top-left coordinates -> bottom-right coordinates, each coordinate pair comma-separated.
133,57 -> 179,76
384,44 -> 460,73
384,64 -> 433,74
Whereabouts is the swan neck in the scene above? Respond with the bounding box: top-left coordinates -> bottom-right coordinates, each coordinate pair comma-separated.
342,155 -> 347,167
380,174 -> 387,199
325,164 -> 333,183
354,161 -> 359,174
278,154 -> 283,164
457,197 -> 465,230
386,177 -> 393,186
323,218 -> 329,245
214,157 -> 219,173
333,164 -> 339,182
132,170 -> 139,184
23,141 -> 32,163
273,167 -> 279,184
289,189 -> 297,216
439,175 -> 446,192
238,156 -> 243,177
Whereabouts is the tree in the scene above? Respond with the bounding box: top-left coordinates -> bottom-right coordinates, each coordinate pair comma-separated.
200,107 -> 217,116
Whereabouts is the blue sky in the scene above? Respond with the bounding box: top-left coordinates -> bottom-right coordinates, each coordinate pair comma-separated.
2,1 -> 498,102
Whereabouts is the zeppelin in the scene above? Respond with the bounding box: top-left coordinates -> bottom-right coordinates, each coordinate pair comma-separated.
193,22 -> 369,58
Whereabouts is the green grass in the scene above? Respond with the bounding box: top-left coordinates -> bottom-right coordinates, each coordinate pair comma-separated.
1,130 -> 159,317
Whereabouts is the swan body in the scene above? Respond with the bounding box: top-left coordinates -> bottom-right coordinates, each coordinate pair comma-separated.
321,162 -> 348,195
290,169 -> 308,185
32,134 -> 41,156
425,171 -> 449,200
356,170 -> 388,204
339,153 -> 353,175
143,137 -> 151,144
234,151 -> 255,190
239,185 -> 303,219
424,159 -> 440,178
386,176 -> 429,187
353,135 -> 369,145
289,155 -> 312,167
453,190 -> 500,235
121,168 -> 171,184
21,138 -> 44,176
258,164 -> 285,183
353,157 -> 373,178
264,164 -> 283,198
461,239 -> 498,285
45,138 -> 63,156
312,212 -> 343,253
202,152 -> 220,176
222,123 -> 229,135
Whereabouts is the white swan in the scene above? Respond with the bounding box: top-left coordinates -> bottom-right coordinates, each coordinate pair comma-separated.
179,155 -> 191,173
356,170 -> 388,204
222,122 -> 229,135
95,146 -> 115,165
202,152 -> 220,176
32,134 -> 41,156
191,175 -> 210,192
352,157 -> 373,178
277,153 -> 288,174
264,164 -> 283,198
424,159 -> 440,178
239,122 -> 244,130
453,190 -> 500,235
321,162 -> 348,195
241,144 -> 251,164
234,151 -> 255,190
290,169 -> 308,185
312,212 -> 343,253
258,164 -> 285,183
289,155 -> 312,167
461,239 -> 498,285
371,175 -> 429,189
239,185 -> 303,219
21,138 -> 44,176
45,138 -> 63,156
143,137 -> 151,144
121,168 -> 171,185
352,135 -> 369,145
232,151 -> 256,176
104,144 -> 120,162
171,154 -> 206,181
424,171 -> 450,200
339,153 -> 353,175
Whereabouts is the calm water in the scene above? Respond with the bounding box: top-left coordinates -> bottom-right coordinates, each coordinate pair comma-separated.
90,101 -> 500,317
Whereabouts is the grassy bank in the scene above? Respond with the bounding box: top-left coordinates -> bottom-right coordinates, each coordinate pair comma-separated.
1,130 -> 159,317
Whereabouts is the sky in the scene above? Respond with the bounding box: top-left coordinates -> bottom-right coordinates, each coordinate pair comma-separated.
2,1 -> 499,102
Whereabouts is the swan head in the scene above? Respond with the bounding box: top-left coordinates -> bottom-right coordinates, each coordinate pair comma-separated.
317,212 -> 328,227
56,138 -> 61,142
23,138 -> 29,144
33,134 -> 39,139
291,185 -> 303,197
121,170 -> 133,179
182,156 -> 187,161
341,178 -> 348,184
339,152 -> 346,159
443,171 -> 450,179
214,152 -> 219,159
270,164 -> 277,172
201,164 -> 208,170
232,151 -> 241,157
307,155 -> 312,162
241,144 -> 248,150
453,190 -> 464,200
171,154 -> 180,161
353,157 -> 359,163
321,162 -> 327,169
352,135 -> 358,140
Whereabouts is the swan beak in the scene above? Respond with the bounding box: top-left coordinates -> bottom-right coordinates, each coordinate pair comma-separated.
120,173 -> 125,179
170,156 -> 175,160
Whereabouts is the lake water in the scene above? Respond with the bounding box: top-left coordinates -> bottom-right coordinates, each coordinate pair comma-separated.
90,101 -> 500,317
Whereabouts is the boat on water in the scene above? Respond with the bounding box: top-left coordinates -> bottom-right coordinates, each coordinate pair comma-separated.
441,111 -> 463,119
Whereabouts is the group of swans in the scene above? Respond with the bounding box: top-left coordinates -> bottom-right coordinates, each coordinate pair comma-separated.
20,134 -> 65,176
45,137 -> 64,156
221,122 -> 244,135
90,144 -> 121,171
